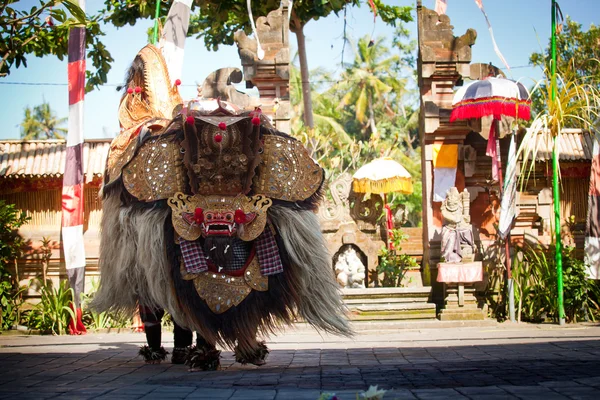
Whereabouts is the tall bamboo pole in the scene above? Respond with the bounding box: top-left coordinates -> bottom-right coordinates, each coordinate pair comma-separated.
551,0 -> 566,325
152,0 -> 161,44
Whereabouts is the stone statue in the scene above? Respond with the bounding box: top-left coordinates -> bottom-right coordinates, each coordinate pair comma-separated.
334,246 -> 366,288
441,187 -> 476,263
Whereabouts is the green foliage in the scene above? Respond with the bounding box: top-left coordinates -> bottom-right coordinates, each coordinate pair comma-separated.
81,278 -> 130,330
292,30 -> 421,225
20,101 -> 67,140
0,201 -> 30,330
26,279 -> 75,335
529,17 -> 600,116
1,1 -> 113,91
516,62 -> 600,184
513,245 -> 600,323
376,229 -> 418,287
101,1 -> 369,49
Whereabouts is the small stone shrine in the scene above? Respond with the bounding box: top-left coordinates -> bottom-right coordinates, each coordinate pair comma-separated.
437,187 -> 485,320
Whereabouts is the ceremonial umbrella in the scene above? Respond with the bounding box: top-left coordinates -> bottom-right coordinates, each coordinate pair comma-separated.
450,76 -> 532,323
450,76 -> 532,232
352,157 -> 413,249
450,77 -> 531,123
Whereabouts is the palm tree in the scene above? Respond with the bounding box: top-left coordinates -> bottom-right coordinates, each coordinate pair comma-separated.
20,102 -> 67,140
337,36 -> 406,140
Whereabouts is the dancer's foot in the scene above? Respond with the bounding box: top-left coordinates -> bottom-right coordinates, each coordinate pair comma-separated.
234,341 -> 269,366
171,347 -> 188,364
185,343 -> 221,371
138,345 -> 168,364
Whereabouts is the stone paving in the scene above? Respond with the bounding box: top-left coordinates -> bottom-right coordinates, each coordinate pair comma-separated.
1,322 -> 600,399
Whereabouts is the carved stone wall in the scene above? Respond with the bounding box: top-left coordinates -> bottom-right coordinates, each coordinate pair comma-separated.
417,3 -> 476,272
318,174 -> 386,286
234,1 -> 290,133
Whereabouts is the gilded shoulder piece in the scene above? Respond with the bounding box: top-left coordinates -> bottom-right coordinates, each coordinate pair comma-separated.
122,132 -> 187,201
253,134 -> 324,201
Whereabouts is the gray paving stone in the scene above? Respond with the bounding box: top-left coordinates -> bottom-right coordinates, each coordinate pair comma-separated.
412,388 -> 468,399
274,389 -> 321,400
0,325 -> 600,399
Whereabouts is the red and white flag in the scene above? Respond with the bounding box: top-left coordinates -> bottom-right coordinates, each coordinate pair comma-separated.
63,0 -> 86,334
435,0 -> 448,15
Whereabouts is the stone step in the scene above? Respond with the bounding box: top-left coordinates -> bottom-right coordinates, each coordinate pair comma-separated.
440,305 -> 482,313
341,287 -> 432,300
352,303 -> 437,312
438,310 -> 486,321
443,303 -> 481,310
349,311 -> 437,321
345,297 -> 430,305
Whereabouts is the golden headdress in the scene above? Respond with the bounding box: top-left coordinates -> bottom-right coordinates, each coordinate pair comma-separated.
107,45 -> 184,185
118,44 -> 183,131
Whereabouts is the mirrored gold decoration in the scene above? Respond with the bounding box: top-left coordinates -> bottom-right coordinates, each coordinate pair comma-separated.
254,135 -> 323,201
190,255 -> 268,314
122,134 -> 186,201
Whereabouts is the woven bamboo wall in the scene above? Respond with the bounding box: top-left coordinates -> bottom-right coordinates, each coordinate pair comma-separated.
0,187 -> 102,232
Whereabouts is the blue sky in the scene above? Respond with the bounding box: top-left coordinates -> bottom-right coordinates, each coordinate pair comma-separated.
1,0 -> 599,140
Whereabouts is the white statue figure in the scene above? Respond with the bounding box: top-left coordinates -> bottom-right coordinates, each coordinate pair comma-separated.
335,246 -> 366,288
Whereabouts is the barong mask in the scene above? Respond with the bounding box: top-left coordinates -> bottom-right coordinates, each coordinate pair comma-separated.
168,101 -> 272,242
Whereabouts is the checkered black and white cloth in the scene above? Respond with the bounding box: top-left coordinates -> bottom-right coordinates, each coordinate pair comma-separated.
223,238 -> 252,272
255,229 -> 284,276
180,239 -> 208,273
180,230 -> 283,276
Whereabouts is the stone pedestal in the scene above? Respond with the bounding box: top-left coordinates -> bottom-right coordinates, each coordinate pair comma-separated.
436,262 -> 485,320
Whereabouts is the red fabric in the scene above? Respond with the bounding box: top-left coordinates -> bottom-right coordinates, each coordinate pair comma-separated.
591,155 -> 600,196
68,60 -> 85,105
368,0 -> 377,19
385,204 -> 394,250
437,262 -> 483,283
450,98 -> 531,122
68,305 -> 87,335
485,122 -> 500,181
61,184 -> 83,227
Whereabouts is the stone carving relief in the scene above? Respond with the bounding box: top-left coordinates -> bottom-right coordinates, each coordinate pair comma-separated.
234,0 -> 290,132
334,246 -> 366,289
441,187 -> 476,263
198,68 -> 257,109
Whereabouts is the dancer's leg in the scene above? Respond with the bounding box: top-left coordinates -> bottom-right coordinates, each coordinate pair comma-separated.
171,322 -> 193,364
138,306 -> 167,363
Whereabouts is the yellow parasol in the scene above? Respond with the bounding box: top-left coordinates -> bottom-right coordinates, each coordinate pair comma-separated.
352,157 -> 413,195
352,157 -> 413,249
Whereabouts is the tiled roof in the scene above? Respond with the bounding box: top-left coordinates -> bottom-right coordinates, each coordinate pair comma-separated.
0,139 -> 111,182
527,129 -> 595,162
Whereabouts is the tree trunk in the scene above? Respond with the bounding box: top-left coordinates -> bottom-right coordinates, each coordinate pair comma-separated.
368,96 -> 377,140
290,19 -> 314,129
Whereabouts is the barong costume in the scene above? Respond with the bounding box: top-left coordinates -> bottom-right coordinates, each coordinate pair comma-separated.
92,44 -> 351,368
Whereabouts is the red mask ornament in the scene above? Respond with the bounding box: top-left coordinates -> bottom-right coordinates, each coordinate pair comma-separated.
234,209 -> 248,224
218,122 -> 227,130
194,207 -> 204,224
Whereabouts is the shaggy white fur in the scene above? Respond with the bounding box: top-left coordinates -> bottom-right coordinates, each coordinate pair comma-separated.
269,206 -> 353,337
91,191 -> 190,327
